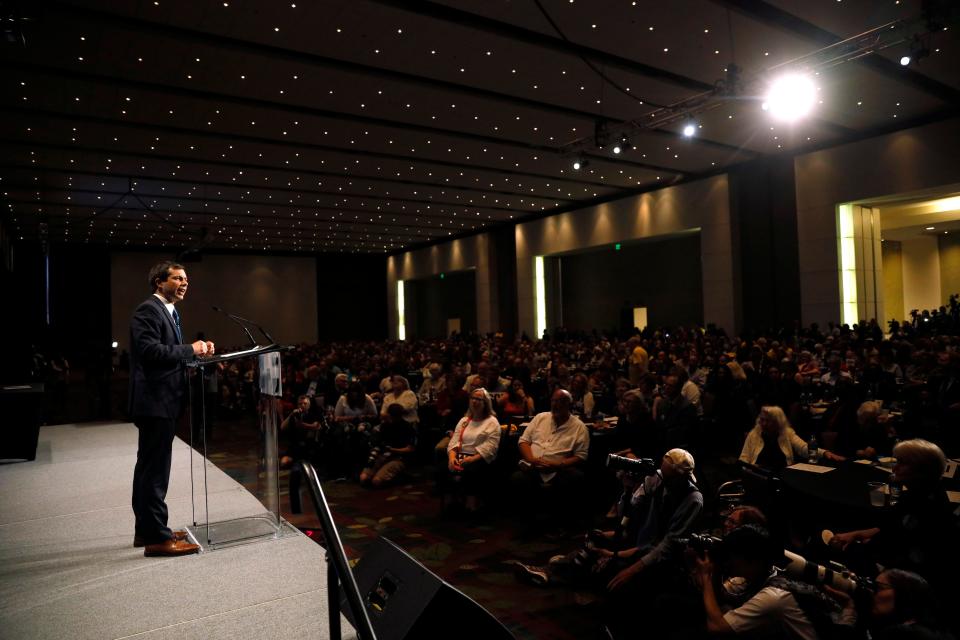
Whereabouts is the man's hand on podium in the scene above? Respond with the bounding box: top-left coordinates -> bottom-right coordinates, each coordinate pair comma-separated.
205,341 -> 215,356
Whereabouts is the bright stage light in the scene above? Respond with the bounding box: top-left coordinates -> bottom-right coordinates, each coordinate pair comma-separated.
900,55 -> 911,66
764,73 -> 816,122
682,123 -> 696,137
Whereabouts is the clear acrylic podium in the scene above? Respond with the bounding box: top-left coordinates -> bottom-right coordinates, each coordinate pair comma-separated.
185,344 -> 298,551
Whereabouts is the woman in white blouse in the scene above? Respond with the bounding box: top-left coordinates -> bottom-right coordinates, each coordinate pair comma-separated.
445,387 -> 501,513
739,405 -> 808,472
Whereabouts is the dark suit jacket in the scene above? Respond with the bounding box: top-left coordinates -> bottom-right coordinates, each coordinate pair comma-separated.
128,296 -> 196,419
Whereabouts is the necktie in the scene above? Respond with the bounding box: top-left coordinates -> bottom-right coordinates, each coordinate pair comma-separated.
172,308 -> 183,343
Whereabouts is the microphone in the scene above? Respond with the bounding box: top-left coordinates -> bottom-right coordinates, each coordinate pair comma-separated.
212,305 -> 257,347
213,307 -> 276,345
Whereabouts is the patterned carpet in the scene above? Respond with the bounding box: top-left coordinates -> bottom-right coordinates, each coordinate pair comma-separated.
206,416 -> 609,640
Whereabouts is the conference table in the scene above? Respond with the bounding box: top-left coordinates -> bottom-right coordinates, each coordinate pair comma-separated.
781,456 -> 960,530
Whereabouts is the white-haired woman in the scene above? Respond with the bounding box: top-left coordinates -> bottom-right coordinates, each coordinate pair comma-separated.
444,387 -> 501,513
830,440 -> 955,597
739,406 -> 808,472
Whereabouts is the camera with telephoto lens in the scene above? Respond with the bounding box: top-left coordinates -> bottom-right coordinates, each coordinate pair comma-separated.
676,533 -> 725,558
605,454 -> 656,475
777,549 -> 875,596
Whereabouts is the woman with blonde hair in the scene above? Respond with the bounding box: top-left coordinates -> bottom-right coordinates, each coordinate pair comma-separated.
739,406 -> 808,471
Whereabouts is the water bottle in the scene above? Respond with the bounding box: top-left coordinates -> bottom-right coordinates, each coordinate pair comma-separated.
808,435 -> 819,463
887,473 -> 901,506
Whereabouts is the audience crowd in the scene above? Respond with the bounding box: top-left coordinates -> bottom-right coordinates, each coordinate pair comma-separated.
258,296 -> 959,639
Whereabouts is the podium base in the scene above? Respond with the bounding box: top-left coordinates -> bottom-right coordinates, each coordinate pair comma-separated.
188,516 -> 300,552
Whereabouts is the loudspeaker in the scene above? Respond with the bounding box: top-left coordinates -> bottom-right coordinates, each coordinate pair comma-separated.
341,537 -> 515,640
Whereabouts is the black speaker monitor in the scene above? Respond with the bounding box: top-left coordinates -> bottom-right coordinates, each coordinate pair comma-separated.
341,537 -> 515,640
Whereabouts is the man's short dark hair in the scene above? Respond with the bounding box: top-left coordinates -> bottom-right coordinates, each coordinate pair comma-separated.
148,260 -> 185,292
723,524 -> 778,567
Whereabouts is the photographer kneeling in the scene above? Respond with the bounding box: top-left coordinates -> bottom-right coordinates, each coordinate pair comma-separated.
514,449 -> 702,600
692,525 -> 856,639
359,403 -> 416,488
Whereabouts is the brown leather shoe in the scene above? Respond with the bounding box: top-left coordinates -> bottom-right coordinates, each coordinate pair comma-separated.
143,538 -> 200,557
134,530 -> 189,548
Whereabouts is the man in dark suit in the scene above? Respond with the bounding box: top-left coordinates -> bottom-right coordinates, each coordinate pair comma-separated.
129,260 -> 213,557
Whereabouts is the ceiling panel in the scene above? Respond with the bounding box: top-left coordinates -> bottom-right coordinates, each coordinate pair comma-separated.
0,0 -> 956,252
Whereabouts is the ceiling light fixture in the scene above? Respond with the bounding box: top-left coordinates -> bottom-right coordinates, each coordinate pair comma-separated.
682,123 -> 696,138
763,73 -> 816,122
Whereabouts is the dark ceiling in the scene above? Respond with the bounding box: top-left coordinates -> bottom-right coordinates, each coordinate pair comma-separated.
1,0 -> 957,253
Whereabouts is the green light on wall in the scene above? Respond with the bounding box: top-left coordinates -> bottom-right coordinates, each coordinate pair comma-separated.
440,273 -> 445,279
615,243 -> 621,251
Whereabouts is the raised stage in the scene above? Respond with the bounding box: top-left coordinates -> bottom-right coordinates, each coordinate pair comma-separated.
0,421 -> 356,640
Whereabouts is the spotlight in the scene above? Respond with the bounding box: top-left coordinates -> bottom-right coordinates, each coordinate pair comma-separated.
612,137 -> 631,154
612,144 -> 622,154
900,36 -> 930,68
764,73 -> 816,122
682,123 -> 696,138
572,157 -> 589,170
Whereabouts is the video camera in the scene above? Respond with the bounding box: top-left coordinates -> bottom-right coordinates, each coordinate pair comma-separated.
606,454 -> 656,475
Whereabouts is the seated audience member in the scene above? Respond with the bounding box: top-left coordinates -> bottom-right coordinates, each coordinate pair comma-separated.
380,374 -> 419,426
513,389 -> 590,498
756,364 -> 801,415
498,378 -> 535,420
739,405 -> 808,472
464,361 -> 509,394
721,505 -> 769,535
674,365 -> 703,417
867,569 -> 956,640
280,395 -> 323,513
359,404 -> 416,488
432,371 -> 469,468
685,351 -> 710,389
331,382 -> 378,474
609,389 -> 657,459
822,399 -> 897,461
503,356 -> 532,390
830,439 -> 960,606
417,362 -> 445,403
570,372 -> 596,418
329,372 -> 350,409
820,355 -> 853,387
444,388 -> 501,513
653,373 -> 699,455
795,350 -> 821,382
334,381 -> 378,424
692,524 -> 855,638
436,370 -> 469,428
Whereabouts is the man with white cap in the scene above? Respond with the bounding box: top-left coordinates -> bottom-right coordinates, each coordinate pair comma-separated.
604,448 -> 703,591
514,448 -> 702,593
